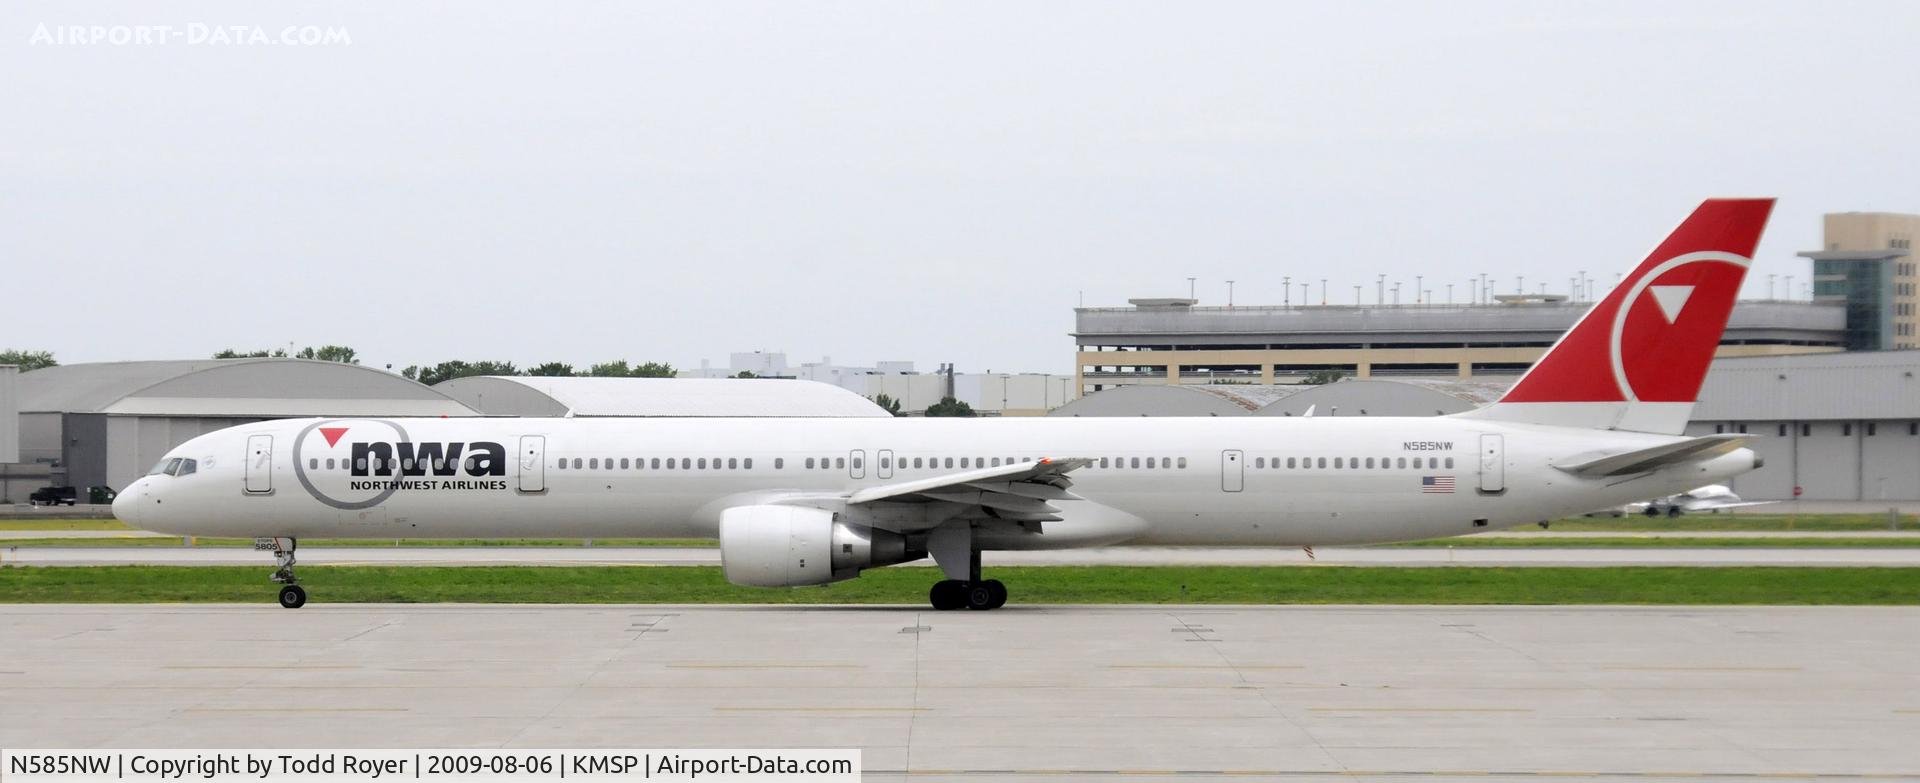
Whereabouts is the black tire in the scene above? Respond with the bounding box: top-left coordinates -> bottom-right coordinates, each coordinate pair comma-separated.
278,584 -> 307,609
928,580 -> 966,611
984,579 -> 1008,610
965,581 -> 996,611
1644,507 -> 1660,517
1667,506 -> 1683,518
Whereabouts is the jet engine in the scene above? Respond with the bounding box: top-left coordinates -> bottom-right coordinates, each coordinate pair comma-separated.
718,505 -> 920,587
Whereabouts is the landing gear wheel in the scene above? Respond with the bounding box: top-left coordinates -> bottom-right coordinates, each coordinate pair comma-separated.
929,580 -> 967,610
1644,507 -> 1660,517
982,579 -> 1007,610
965,581 -> 998,611
1666,506 -> 1683,518
277,584 -> 307,609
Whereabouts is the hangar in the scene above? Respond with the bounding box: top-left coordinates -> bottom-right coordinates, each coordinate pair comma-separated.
1054,351 -> 1920,501
434,376 -> 891,418
13,359 -> 476,493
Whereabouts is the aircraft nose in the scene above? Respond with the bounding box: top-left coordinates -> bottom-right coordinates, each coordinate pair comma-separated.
112,480 -> 142,526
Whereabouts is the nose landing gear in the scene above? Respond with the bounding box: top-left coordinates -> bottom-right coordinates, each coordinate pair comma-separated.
256,537 -> 306,609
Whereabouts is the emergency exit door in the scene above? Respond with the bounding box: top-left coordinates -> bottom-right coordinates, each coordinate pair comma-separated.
1478,434 -> 1505,494
518,435 -> 546,494
244,434 -> 273,494
1221,450 -> 1244,492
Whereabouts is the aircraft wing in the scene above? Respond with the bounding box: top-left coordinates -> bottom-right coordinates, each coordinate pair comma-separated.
1680,498 -> 1776,512
1553,434 -> 1752,477
848,457 -> 1092,523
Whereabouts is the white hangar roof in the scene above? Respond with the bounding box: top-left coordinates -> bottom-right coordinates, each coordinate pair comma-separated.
17,359 -> 477,417
433,377 -> 892,418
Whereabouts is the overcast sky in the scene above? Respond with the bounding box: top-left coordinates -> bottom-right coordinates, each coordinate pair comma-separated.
4,1 -> 1916,375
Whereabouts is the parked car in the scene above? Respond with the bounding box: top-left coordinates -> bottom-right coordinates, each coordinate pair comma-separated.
29,486 -> 78,506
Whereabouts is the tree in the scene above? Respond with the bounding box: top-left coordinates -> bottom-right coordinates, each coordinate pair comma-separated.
630,361 -> 676,378
872,393 -> 904,417
213,349 -> 273,359
924,396 -> 976,417
295,345 -> 358,364
402,360 -> 520,386
1303,369 -> 1346,385
0,349 -> 57,371
587,360 -> 631,377
528,362 -> 577,377
732,370 -> 758,379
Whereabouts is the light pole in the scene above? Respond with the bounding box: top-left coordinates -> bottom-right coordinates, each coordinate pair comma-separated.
1768,273 -> 1777,300
1320,279 -> 1327,305
1392,282 -> 1401,306
1353,285 -> 1361,306
1226,280 -> 1235,308
1186,277 -> 1196,301
1447,283 -> 1453,305
1415,275 -> 1423,305
1377,274 -> 1385,306
1517,275 -> 1525,296
1282,276 -> 1291,308
1785,275 -> 1794,301
1300,283 -> 1310,306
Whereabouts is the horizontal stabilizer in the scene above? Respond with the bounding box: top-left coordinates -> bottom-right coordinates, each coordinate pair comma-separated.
1554,434 -> 1752,477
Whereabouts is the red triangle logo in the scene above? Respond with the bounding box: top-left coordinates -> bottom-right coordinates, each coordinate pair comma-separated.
319,427 -> 350,448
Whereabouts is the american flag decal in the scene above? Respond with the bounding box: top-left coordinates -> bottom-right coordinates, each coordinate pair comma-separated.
1421,476 -> 1456,494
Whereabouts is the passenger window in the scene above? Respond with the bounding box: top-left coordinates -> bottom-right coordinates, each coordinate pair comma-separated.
1145,458 -> 1155,470
1255,457 -> 1266,469
589,458 -> 599,469
1365,458 -> 1374,469
853,456 -> 863,469
1177,457 -> 1187,469
913,458 -> 923,469
745,458 -> 753,469
651,458 -> 661,469
1131,457 -> 1140,469
945,458 -> 954,469
992,458 -> 1001,467
806,458 -> 816,469
665,459 -> 675,470
327,458 -> 337,469
681,458 -> 691,469
573,458 -> 584,469
1316,457 -> 1326,469
881,457 -> 891,469
1397,457 -> 1406,469
620,458 -> 630,469
962,458 -> 971,468
774,458 -> 783,469
1445,457 -> 1454,469
836,457 -> 846,469
1284,457 -> 1294,469
355,458 -> 368,471
1334,457 -> 1343,469
728,458 -> 738,469
309,458 -> 319,470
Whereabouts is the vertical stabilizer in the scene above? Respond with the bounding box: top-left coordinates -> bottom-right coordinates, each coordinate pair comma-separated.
1457,198 -> 1775,434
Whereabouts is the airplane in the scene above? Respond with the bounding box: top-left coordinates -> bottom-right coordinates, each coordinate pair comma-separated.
114,198 -> 1776,610
1624,484 -> 1774,517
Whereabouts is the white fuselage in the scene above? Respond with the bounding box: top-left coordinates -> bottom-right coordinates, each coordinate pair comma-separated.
116,415 -> 1757,547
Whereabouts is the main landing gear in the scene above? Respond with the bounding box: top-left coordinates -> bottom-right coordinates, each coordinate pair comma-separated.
924,527 -> 1008,610
258,537 -> 306,609
929,579 -> 1007,611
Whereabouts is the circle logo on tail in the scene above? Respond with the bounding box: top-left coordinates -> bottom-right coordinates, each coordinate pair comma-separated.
291,418 -> 412,510
1607,251 -> 1750,402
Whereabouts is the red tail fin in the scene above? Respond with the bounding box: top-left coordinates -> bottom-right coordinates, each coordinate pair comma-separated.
1461,198 -> 1775,434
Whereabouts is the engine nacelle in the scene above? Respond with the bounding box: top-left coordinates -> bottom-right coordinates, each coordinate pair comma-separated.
718,504 -> 918,587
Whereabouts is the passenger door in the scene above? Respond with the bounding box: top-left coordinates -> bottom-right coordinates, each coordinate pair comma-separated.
1221,449 -> 1244,493
518,435 -> 547,494
1478,434 -> 1505,494
244,434 -> 273,494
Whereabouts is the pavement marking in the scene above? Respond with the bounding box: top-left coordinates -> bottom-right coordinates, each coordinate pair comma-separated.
1600,666 -> 1801,673
182,707 -> 409,713
712,706 -> 929,713
1108,664 -> 1304,670
163,664 -> 360,670
668,663 -> 863,669
1308,707 -> 1533,713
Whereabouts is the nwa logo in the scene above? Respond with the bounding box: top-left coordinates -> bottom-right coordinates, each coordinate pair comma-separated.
345,438 -> 506,478
293,419 -> 510,510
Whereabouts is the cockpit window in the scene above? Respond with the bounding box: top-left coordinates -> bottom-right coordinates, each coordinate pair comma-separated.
149,457 -> 184,476
175,459 -> 197,477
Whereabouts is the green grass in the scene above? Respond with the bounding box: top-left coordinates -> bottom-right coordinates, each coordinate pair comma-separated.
1544,513 -> 1917,532
1384,537 -> 1920,548
0,519 -> 132,531
2,565 -> 1917,605
0,537 -> 712,548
